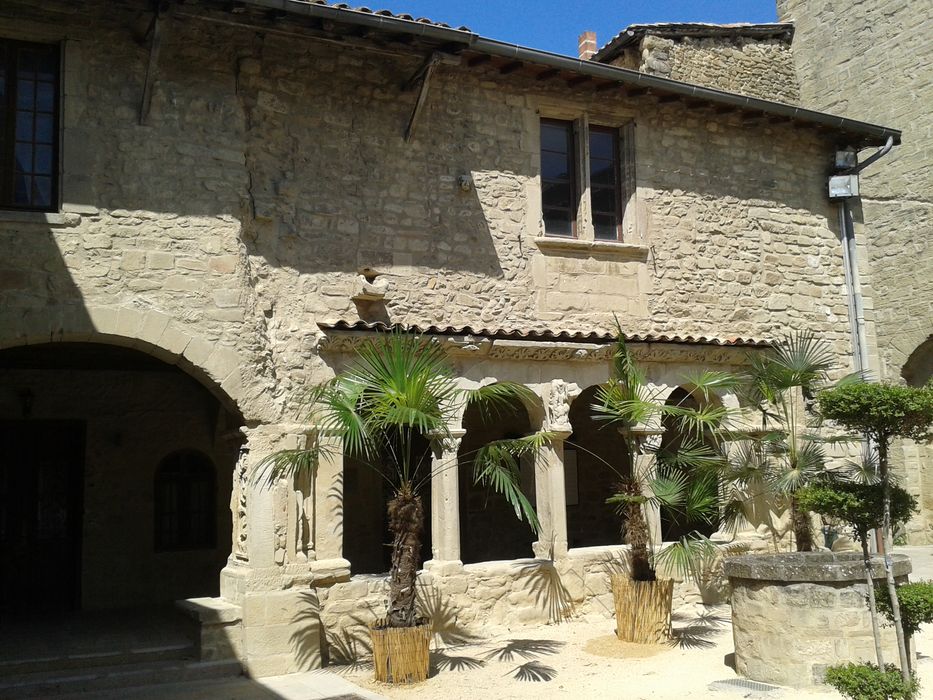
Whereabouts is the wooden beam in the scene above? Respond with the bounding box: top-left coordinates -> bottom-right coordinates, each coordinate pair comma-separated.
566,75 -> 590,88
466,54 -> 491,68
535,68 -> 560,81
405,55 -> 439,142
139,3 -> 172,126
499,61 -> 523,75
403,52 -> 438,92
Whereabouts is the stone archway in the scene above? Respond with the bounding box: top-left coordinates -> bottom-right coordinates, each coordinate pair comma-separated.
0,338 -> 245,616
902,335 -> 933,387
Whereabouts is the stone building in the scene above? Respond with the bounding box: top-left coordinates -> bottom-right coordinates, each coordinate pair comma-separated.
777,0 -> 933,540
0,0 -> 901,681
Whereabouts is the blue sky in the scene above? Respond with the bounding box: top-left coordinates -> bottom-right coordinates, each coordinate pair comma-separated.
381,1 -> 780,56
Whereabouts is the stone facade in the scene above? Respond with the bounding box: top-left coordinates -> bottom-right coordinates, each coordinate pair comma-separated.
778,0 -> 933,541
600,27 -> 800,104
0,0 -> 897,677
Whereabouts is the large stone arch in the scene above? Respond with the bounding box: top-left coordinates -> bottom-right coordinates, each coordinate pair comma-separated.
0,305 -> 259,421
902,334 -> 933,387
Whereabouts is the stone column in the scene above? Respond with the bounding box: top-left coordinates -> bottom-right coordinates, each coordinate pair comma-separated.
533,429 -> 572,559
430,430 -> 465,562
626,426 -> 665,546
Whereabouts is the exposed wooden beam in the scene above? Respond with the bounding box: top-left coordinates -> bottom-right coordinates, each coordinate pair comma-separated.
403,52 -> 439,92
466,54 -> 491,68
499,61 -> 523,75
139,3 -> 173,126
405,54 -> 440,142
535,68 -> 560,81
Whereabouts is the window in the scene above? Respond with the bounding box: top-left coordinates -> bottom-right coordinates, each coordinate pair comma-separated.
0,40 -> 60,211
154,450 -> 216,551
539,118 -> 629,241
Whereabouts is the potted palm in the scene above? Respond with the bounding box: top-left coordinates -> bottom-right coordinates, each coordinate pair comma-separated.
595,334 -> 732,644
259,332 -> 549,683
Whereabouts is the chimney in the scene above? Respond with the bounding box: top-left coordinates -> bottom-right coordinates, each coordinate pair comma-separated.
578,30 -> 597,60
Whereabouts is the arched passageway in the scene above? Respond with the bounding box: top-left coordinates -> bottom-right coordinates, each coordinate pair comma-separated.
658,387 -> 719,542
0,342 -> 241,618
459,395 -> 537,563
565,385 -> 629,549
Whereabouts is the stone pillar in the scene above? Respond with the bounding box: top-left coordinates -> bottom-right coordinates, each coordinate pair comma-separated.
430,430 -> 465,562
627,426 -> 665,546
533,429 -> 572,559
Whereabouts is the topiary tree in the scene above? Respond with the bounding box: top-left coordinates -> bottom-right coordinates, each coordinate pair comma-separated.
798,480 -> 918,666
875,581 -> 933,661
825,662 -> 919,700
818,381 -> 933,681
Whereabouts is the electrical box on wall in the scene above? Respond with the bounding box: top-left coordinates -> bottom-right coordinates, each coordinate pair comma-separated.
829,174 -> 860,199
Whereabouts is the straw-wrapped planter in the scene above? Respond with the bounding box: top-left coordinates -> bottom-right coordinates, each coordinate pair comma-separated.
610,574 -> 674,644
370,618 -> 432,684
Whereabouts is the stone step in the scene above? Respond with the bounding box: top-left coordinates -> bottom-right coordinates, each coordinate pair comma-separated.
0,642 -> 196,678
0,658 -> 242,698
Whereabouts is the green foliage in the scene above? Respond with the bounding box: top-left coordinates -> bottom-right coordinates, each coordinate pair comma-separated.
797,482 -> 918,542
824,663 -> 919,700
874,582 -> 933,637
818,382 -> 933,445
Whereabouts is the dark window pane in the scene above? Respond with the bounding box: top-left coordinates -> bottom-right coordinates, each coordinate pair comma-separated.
591,159 -> 615,186
17,50 -> 35,78
589,131 -> 615,160
36,51 -> 57,81
33,176 -> 51,207
541,122 -> 571,154
16,110 -> 33,140
594,214 -> 618,240
35,114 -> 53,144
14,142 -> 32,172
14,174 -> 30,203
16,79 -> 34,109
541,151 -> 570,181
0,72 -> 6,99
544,209 -> 573,237
592,187 -> 617,214
36,81 -> 54,112
543,182 -> 572,209
34,145 -> 52,174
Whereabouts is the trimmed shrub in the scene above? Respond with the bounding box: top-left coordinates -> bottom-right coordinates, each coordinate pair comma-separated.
875,581 -> 933,637
825,663 -> 918,700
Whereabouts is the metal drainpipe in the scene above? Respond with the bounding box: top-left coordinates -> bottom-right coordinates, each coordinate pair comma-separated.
836,135 -> 894,553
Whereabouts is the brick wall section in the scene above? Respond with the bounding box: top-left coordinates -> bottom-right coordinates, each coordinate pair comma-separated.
608,35 -> 800,104
779,0 -> 933,541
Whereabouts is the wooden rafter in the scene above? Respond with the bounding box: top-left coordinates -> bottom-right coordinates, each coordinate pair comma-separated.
139,1 -> 173,126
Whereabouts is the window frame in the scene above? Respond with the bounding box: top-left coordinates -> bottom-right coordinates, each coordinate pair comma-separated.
0,38 -> 61,213
538,115 -> 633,244
539,117 -> 578,238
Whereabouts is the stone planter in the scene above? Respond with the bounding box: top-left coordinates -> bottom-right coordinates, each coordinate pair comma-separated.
723,552 -> 911,687
610,574 -> 674,644
370,619 -> 432,684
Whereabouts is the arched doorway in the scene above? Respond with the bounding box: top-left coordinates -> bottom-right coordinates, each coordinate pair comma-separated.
458,394 -> 537,563
0,342 -> 241,618
658,387 -> 719,542
565,385 -> 629,548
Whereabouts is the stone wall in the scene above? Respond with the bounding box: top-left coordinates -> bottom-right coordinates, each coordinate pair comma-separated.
779,0 -> 933,541
607,34 -> 800,104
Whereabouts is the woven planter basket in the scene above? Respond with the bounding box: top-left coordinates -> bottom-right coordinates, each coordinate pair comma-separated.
610,573 -> 674,644
370,618 -> 432,684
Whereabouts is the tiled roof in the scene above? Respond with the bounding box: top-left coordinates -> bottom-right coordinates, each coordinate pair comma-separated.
595,22 -> 795,63
318,320 -> 770,348
299,0 -> 469,30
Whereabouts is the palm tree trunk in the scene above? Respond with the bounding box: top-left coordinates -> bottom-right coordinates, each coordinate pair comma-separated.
386,490 -> 424,628
860,532 -> 884,667
878,441 -> 911,682
791,494 -> 813,552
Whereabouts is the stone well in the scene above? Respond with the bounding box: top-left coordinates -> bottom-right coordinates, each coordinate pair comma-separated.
723,552 -> 911,687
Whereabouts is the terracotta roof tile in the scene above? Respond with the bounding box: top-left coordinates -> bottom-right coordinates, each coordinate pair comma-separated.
318,320 -> 770,348
303,0 -> 469,30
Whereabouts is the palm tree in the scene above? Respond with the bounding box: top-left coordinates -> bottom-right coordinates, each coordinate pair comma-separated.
594,333 -> 736,582
736,332 -> 839,551
257,332 -> 549,628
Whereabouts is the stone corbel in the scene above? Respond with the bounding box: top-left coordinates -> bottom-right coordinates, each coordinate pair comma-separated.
544,379 -> 581,433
